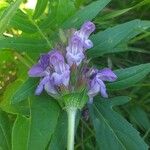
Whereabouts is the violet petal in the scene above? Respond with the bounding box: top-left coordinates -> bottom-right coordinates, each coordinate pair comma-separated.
28,64 -> 46,77
35,76 -> 50,95
98,68 -> 117,82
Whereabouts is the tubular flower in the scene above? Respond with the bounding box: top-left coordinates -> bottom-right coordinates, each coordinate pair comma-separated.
66,35 -> 84,66
74,21 -> 95,49
28,21 -> 117,107
49,50 -> 70,86
28,53 -> 50,77
88,68 -> 117,103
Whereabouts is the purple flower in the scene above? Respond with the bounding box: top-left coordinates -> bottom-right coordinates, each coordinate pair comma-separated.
49,50 -> 65,67
28,21 -> 117,105
88,68 -> 117,103
28,53 -> 50,77
66,35 -> 85,66
28,50 -> 70,96
49,50 -> 70,86
75,21 -> 95,49
35,75 -> 50,95
98,68 -> 117,81
35,75 -> 57,95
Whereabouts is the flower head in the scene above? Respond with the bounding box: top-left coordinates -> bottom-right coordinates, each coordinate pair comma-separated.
28,21 -> 117,108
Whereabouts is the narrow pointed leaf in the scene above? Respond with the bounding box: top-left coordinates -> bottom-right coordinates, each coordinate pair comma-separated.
33,0 -> 48,19
89,96 -> 148,150
87,20 -> 150,57
62,0 -> 111,28
0,0 -> 23,34
0,36 -> 49,52
107,63 -> 150,90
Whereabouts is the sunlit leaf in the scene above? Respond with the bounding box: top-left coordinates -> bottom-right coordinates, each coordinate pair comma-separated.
0,79 -> 30,115
33,0 -> 48,19
0,36 -> 49,52
11,78 -> 38,104
0,109 -> 11,150
0,0 -> 23,34
10,10 -> 37,33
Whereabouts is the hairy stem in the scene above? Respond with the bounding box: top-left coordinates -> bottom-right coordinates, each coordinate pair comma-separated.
67,107 -> 77,150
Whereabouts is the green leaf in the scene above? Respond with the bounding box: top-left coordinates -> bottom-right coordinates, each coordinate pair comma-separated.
39,0 -> 76,30
0,79 -> 30,115
10,10 -> 37,33
96,0 -> 150,22
87,20 -> 150,57
12,95 -> 60,150
107,63 -> 150,90
98,7 -> 132,21
89,96 -> 148,150
11,78 -> 38,104
12,115 -> 29,150
53,0 -> 76,26
48,111 -> 67,150
0,36 -> 49,52
0,109 -> 11,150
129,106 -> 150,131
0,0 -> 23,34
33,0 -> 48,19
62,0 -> 111,28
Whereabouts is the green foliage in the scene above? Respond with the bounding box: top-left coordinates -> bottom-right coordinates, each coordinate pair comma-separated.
88,20 -> 150,57
48,111 -> 68,150
0,36 -> 49,52
0,79 -> 30,115
33,0 -> 49,19
0,0 -> 23,34
12,96 -> 60,150
12,115 -> 29,150
62,0 -> 111,28
10,10 -> 37,33
129,106 -> 150,131
0,110 -> 11,150
11,78 -> 38,104
89,96 -> 148,150
0,0 -> 149,149
108,63 -> 150,90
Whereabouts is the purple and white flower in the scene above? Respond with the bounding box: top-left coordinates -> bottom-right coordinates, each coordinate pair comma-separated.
74,21 -> 95,49
28,21 -> 117,105
88,68 -> 117,103
66,35 -> 85,66
50,50 -> 70,86
28,53 -> 50,77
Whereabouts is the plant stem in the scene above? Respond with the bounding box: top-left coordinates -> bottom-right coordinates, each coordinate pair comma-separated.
67,107 -> 77,150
